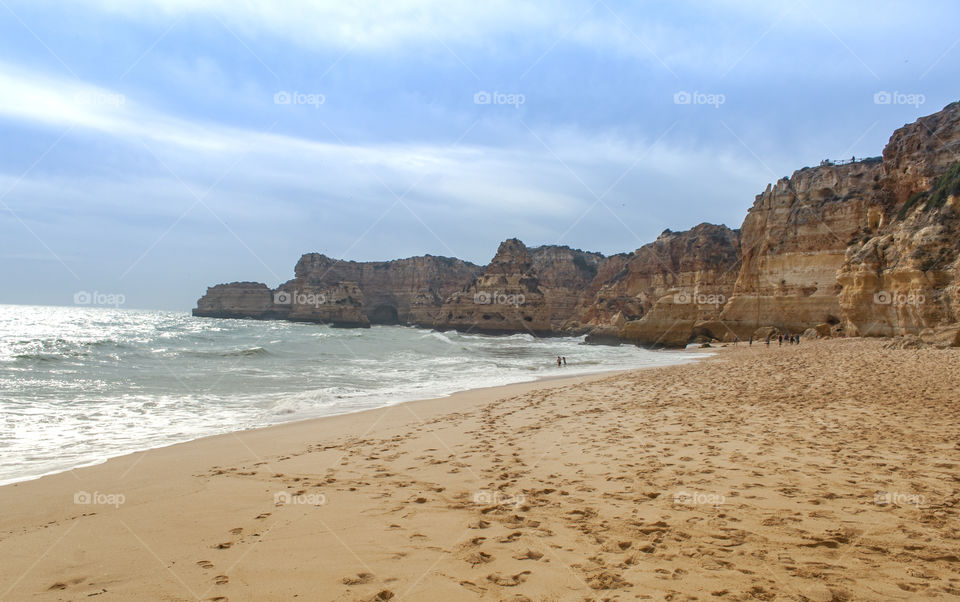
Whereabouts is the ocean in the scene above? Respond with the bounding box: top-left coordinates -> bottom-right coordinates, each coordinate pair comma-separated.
0,304 -> 701,485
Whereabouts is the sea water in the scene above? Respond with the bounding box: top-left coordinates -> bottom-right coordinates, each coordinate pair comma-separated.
0,304 -> 701,485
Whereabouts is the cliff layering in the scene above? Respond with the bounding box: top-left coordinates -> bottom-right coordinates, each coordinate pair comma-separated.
195,102 -> 960,347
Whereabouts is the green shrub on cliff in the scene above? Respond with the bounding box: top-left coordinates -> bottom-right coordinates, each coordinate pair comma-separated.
898,161 -> 960,219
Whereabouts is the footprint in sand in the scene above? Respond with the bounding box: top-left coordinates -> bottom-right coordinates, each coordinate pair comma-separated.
512,549 -> 544,560
342,572 -> 375,586
196,560 -> 214,569
459,580 -> 486,594
213,575 -> 229,585
486,571 -> 531,587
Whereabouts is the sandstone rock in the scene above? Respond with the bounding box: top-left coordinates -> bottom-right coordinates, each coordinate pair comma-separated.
194,102 -> 960,344
193,282 -> 288,320
434,239 -> 553,334
919,325 -> 960,347
286,253 -> 481,326
752,326 -> 781,340
193,255 -> 480,327
883,335 -> 925,350
719,159 -> 884,339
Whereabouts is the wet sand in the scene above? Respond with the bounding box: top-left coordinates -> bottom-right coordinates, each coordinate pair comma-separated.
1,338 -> 958,600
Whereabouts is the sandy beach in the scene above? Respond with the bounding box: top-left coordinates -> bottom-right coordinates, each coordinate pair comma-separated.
1,338 -> 959,600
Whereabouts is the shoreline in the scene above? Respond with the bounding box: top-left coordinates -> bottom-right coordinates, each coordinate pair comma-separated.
0,346 -> 711,490
4,338 -> 953,599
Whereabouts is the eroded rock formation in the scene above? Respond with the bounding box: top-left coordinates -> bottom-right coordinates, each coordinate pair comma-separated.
194,101 -> 960,347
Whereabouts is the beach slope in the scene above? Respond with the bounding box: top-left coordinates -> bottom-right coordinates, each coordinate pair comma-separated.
1,339 -> 959,600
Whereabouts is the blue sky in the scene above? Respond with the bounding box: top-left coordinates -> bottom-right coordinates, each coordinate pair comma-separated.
1,0 -> 958,309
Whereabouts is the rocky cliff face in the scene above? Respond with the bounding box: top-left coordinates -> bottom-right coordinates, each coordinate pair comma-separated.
716,101 -> 960,345
282,254 -> 481,326
609,224 -> 741,346
194,282 -> 284,320
193,281 -> 369,327
193,255 -> 480,327
717,159 -> 885,339
836,102 -> 960,342
194,102 -> 960,347
433,239 -> 553,334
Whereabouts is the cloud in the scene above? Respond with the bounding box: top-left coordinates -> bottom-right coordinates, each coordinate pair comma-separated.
49,0 -> 553,51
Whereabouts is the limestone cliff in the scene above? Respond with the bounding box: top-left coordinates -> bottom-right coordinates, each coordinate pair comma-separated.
282,254 -> 481,325
433,239 -> 553,334
193,281 -> 369,327
717,159 -> 885,338
608,224 -> 741,347
194,101 -> 960,347
716,101 -> 960,345
837,102 -> 960,342
193,255 -> 480,327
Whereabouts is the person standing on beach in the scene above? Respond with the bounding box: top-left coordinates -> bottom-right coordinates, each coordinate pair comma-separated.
749,336 -> 753,346
562,356 -> 567,366
557,356 -> 562,367
766,336 -> 770,346
778,334 -> 783,346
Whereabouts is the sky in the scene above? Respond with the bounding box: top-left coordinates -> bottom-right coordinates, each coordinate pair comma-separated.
0,0 -> 958,310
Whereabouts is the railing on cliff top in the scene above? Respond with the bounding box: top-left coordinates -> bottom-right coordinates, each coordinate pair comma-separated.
819,156 -> 882,167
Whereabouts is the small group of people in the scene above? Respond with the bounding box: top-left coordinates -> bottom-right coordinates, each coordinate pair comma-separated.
556,356 -> 567,367
746,333 -> 801,346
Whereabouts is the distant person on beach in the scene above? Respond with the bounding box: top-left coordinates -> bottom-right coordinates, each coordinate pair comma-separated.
562,356 -> 567,366
778,334 -> 783,346
749,336 -> 753,346
766,336 -> 770,346
557,356 -> 562,367
734,336 -> 739,346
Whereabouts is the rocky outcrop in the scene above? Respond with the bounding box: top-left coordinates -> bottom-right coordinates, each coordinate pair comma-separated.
718,101 -> 960,344
433,239 -> 553,334
194,102 -> 960,347
283,254 -> 481,326
194,282 -> 285,320
193,281 -> 369,327
193,255 -> 480,327
717,159 -> 885,338
836,102 -> 960,339
587,224 -> 741,347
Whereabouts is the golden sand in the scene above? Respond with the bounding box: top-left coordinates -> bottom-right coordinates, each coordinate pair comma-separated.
1,338 -> 959,600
